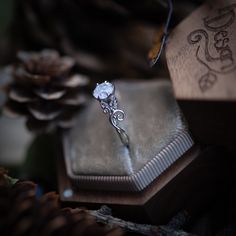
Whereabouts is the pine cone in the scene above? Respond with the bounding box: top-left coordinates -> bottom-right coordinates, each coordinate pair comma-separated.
4,49 -> 90,132
0,171 -> 123,236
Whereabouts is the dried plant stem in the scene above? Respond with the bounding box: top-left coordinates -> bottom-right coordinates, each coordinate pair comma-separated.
87,206 -> 196,236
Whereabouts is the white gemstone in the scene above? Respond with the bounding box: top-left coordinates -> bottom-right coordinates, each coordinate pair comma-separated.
93,81 -> 114,100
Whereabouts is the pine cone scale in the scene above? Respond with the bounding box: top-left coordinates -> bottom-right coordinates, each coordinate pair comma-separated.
9,86 -> 35,103
34,87 -> 66,100
17,50 -> 75,77
58,93 -> 88,106
15,67 -> 51,85
55,74 -> 89,88
28,102 -> 62,121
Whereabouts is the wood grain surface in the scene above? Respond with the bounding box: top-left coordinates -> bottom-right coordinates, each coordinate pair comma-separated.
166,0 -> 236,101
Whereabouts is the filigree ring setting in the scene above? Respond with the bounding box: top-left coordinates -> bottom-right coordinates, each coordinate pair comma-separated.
93,81 -> 129,147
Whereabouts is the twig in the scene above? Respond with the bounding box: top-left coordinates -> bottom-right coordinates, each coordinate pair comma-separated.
167,211 -> 190,229
88,206 -> 196,236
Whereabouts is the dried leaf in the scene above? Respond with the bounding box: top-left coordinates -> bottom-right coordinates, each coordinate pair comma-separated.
147,25 -> 165,66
